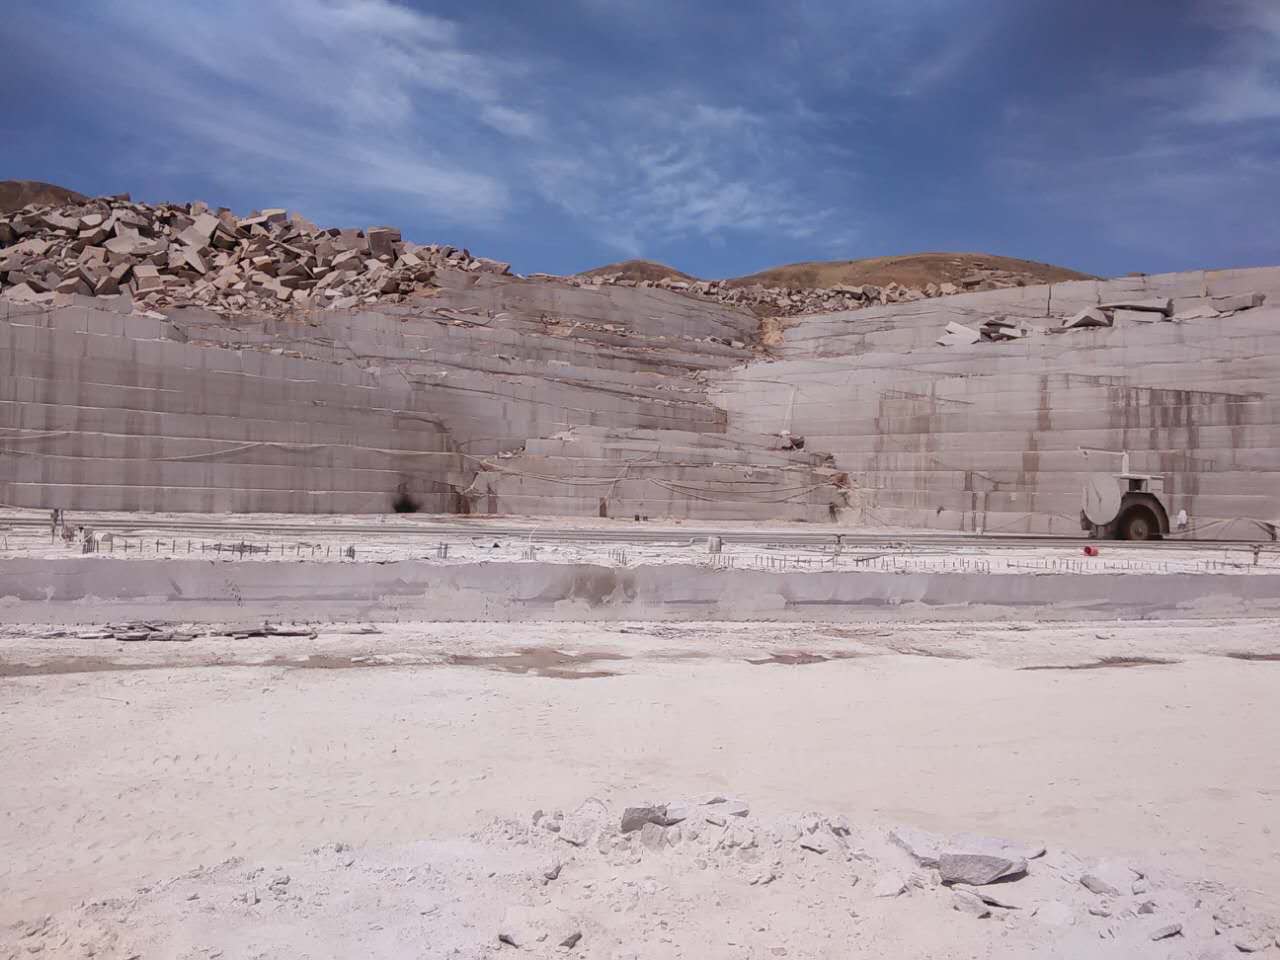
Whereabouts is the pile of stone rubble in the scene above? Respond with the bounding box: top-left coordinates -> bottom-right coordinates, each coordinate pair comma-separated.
1058,294 -> 1266,330
0,192 -> 1076,324
561,265 -> 1048,318
0,194 -> 511,317
937,292 -> 1267,346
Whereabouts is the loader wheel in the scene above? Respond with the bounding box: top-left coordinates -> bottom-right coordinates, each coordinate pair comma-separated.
1118,506 -> 1158,541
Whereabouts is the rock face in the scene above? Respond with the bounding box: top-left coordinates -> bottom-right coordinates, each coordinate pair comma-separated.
1,205 -> 849,519
715,265 -> 1280,537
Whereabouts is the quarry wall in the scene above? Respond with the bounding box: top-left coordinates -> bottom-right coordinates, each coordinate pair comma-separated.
0,276 -> 844,520
713,267 -> 1280,536
2,265 -> 1276,531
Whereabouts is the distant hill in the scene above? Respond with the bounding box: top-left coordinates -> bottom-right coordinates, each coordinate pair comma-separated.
577,259 -> 697,284
0,180 -> 87,214
579,252 -> 1094,290
725,252 -> 1094,289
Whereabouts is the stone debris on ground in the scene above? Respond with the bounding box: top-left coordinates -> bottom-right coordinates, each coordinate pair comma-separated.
0,193 -> 510,318
934,290 -> 1266,346
570,261 -> 1076,319
1,797 -> 1276,960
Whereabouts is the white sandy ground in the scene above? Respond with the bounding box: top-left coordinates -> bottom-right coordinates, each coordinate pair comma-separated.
2,619 -> 1279,958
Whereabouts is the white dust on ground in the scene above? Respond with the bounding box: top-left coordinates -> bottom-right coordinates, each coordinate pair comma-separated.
2,619 -> 1279,958
4,799 -> 1277,959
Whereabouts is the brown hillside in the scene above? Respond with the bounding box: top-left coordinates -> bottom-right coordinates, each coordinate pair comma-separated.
0,180 -> 87,214
724,252 -> 1093,289
577,259 -> 697,284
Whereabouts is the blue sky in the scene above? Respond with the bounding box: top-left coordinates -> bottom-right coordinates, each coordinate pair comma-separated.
5,0 -> 1279,278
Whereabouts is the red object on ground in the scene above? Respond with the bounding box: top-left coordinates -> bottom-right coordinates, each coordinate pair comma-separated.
1083,545 -> 1099,557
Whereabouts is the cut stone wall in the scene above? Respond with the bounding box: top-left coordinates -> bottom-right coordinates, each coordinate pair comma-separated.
3,558 -> 1277,624
713,267 -> 1280,535
4,265 -> 1277,529
0,273 -> 847,518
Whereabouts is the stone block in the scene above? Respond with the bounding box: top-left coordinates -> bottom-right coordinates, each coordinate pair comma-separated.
1099,297 -> 1172,314
1213,292 -> 1265,312
366,226 -> 401,259
1113,308 -> 1163,324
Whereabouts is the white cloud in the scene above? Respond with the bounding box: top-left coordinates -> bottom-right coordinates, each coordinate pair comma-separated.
11,0 -> 863,259
16,0 -> 522,225
1159,0 -> 1280,123
480,105 -> 542,139
527,94 -> 854,259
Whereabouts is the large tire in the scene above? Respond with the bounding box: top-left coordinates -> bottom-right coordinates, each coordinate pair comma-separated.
1118,506 -> 1157,541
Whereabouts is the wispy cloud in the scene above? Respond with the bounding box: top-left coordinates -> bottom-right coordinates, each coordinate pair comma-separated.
990,0 -> 1280,271
528,95 -> 854,258
9,0 -> 522,224
1152,0 -> 1280,123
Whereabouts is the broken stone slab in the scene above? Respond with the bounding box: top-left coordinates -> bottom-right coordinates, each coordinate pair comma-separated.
889,826 -> 945,866
621,805 -> 667,833
3,282 -> 53,303
1212,292 -> 1265,313
938,852 -> 1027,886
1172,305 -> 1220,321
937,321 -> 981,346
715,799 -> 750,817
1148,922 -> 1182,941
1113,308 -> 1165,324
185,213 -> 222,244
1099,297 -> 1172,315
662,801 -> 692,825
1233,934 -> 1273,953
638,821 -> 666,850
1061,308 -> 1112,329
366,226 -> 402,259
952,889 -> 991,918
54,276 -> 92,296
952,885 -> 1021,910
1080,861 -> 1142,897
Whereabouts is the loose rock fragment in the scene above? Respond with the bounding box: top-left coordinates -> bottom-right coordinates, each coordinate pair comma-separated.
1079,861 -> 1141,897
952,889 -> 991,918
638,822 -> 666,850
559,931 -> 582,949
620,805 -> 666,833
1149,922 -> 1182,941
938,852 -> 1027,886
873,874 -> 907,898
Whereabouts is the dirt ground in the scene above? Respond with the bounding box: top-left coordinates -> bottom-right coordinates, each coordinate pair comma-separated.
1,618 -> 1278,957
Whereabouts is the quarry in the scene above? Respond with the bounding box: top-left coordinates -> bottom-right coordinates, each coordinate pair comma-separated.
2,193 -> 1279,959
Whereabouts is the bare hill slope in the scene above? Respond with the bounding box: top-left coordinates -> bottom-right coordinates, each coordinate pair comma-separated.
581,251 -> 1093,290
0,180 -> 87,214
726,252 -> 1093,289
577,259 -> 695,284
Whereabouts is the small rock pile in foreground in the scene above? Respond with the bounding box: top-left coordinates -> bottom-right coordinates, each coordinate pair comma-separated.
0,194 -> 511,317
8,797 -> 1274,959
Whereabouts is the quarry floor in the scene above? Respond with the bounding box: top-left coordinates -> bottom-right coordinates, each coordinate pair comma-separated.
2,616 -> 1279,958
